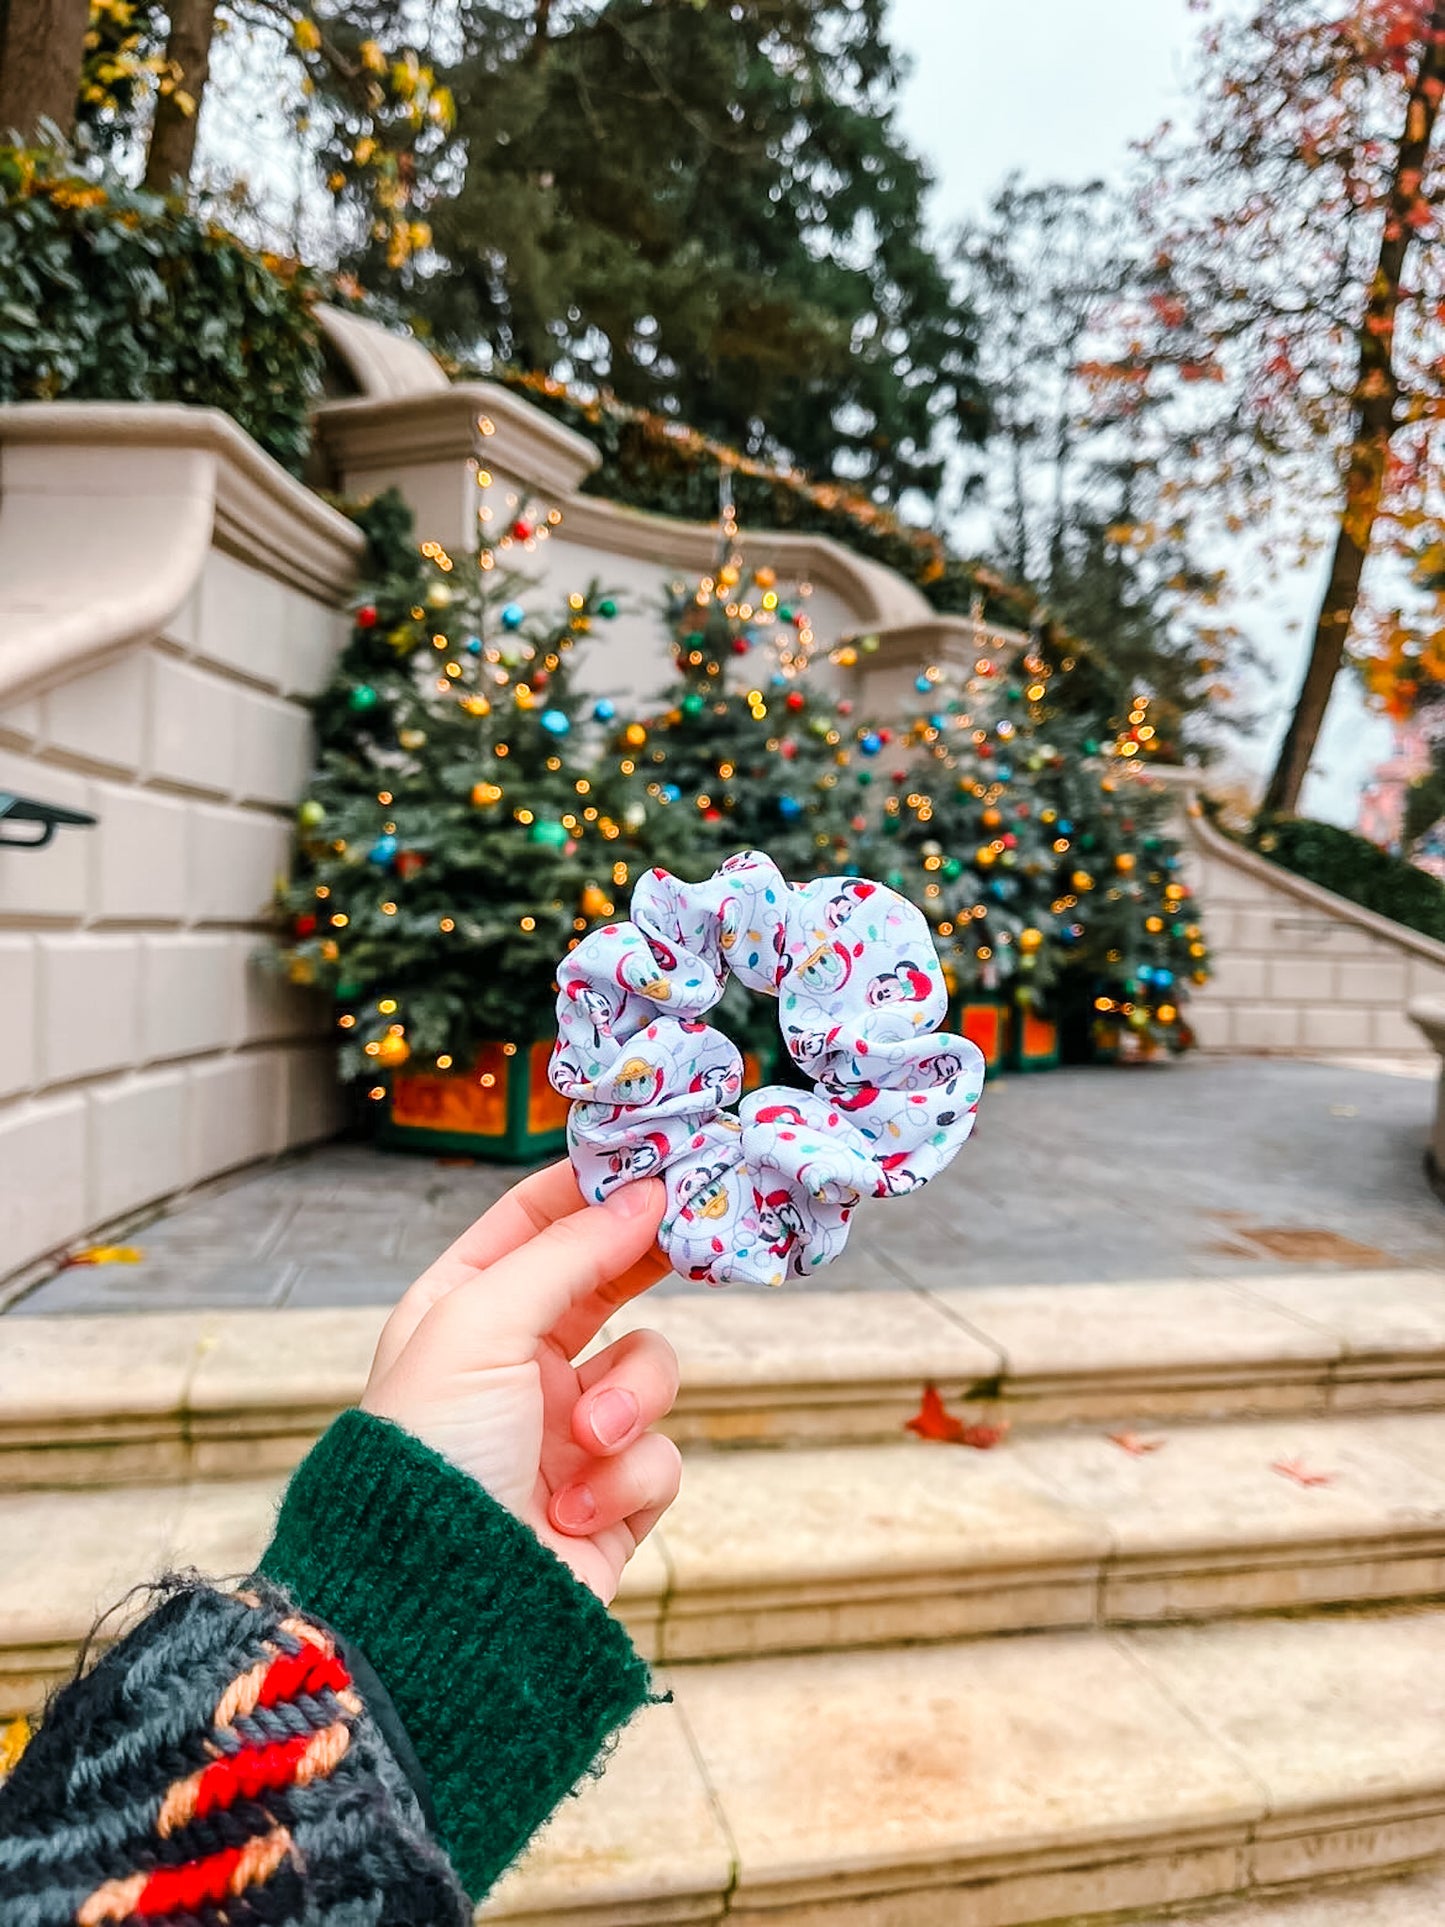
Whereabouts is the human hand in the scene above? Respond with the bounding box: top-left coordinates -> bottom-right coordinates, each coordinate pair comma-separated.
361,1162 -> 680,1605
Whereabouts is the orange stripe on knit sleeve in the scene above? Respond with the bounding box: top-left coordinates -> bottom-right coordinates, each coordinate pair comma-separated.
78,1826 -> 292,1922
157,1722 -> 352,1836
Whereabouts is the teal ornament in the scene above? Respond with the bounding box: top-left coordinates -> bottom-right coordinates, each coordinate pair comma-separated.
1083,737 -> 1100,755
368,833 -> 399,866
539,708 -> 571,736
681,692 -> 706,717
942,857 -> 962,880
778,794 -> 803,821
659,783 -> 682,803
593,698 -> 616,722
501,603 -> 526,630
529,818 -> 568,847
914,675 -> 932,694
466,635 -> 482,656
598,597 -> 618,619
348,684 -> 379,712
778,604 -> 794,623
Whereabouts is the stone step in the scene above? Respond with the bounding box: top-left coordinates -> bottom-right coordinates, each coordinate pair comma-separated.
478,1608 -> 1445,1923
5,1269 -> 1445,1486
1133,1862 -> 1445,1924
11,1408 -> 1445,1712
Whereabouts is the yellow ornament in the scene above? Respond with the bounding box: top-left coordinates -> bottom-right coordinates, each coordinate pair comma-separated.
981,806 -> 1002,829
1157,1003 -> 1178,1024
1019,927 -> 1044,954
1040,808 -> 1058,825
514,684 -> 535,709
976,845 -> 998,868
623,722 -> 648,748
1115,852 -> 1136,875
472,781 -> 504,807
755,565 -> 777,589
580,883 -> 611,918
1072,870 -> 1095,892
461,695 -> 491,717
1145,915 -> 1164,933
288,956 -> 316,986
374,1032 -> 410,1068
399,728 -> 427,750
320,939 -> 340,962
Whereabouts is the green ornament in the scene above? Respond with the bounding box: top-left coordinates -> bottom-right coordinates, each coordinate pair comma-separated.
942,857 -> 962,880
681,692 -> 706,717
297,800 -> 325,830
778,604 -> 794,623
348,684 -> 379,713
1083,737 -> 1100,755
685,631 -> 705,649
857,771 -> 873,787
1007,684 -> 1023,702
530,818 -> 569,847
598,597 -> 618,619
336,980 -> 363,1000
886,870 -> 904,889
882,815 -> 900,837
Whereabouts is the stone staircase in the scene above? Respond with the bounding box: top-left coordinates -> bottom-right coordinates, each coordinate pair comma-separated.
7,1270 -> 1445,1922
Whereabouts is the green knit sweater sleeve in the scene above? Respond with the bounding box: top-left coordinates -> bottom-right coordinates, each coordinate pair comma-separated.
259,1407 -> 653,1902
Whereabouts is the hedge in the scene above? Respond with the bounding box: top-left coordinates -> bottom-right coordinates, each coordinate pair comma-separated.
1249,814 -> 1445,946
0,146 -> 321,474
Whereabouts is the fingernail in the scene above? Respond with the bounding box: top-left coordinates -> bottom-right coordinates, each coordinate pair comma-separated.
588,1387 -> 638,1447
553,1484 -> 597,1530
602,1179 -> 660,1218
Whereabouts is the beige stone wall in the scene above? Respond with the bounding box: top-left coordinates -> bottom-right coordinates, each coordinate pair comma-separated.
1178,806 -> 1445,1059
0,407 -> 362,1284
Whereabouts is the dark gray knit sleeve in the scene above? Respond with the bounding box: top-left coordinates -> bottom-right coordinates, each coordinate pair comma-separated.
0,1577 -> 471,1927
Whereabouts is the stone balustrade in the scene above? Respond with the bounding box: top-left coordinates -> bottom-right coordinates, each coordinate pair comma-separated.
0,404 -> 362,1288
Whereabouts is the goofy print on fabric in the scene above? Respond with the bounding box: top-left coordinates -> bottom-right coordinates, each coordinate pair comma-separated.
551,851 -> 984,1286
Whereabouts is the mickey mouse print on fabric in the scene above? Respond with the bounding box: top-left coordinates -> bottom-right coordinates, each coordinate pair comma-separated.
550,850 -> 985,1287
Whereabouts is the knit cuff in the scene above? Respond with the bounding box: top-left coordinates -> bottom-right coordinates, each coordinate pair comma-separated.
259,1408 -> 652,1901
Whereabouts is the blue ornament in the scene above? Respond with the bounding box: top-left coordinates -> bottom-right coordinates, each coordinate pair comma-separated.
1155,968 -> 1175,988
659,783 -> 682,804
1057,818 -> 1074,837
771,672 -> 787,688
778,795 -> 803,821
368,833 -> 399,866
593,698 -> 616,723
539,708 -> 571,736
996,765 -> 1013,783
465,635 -> 482,656
859,731 -> 882,756
931,713 -> 947,730
501,603 -> 526,631
914,675 -> 932,694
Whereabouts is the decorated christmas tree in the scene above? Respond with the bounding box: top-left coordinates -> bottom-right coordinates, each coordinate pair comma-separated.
277,491 -> 655,1094
633,505 -> 868,882
873,613 -> 1207,1054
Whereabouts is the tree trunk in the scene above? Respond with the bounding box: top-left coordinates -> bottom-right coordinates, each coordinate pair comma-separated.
0,0 -> 89,141
1262,5 -> 1445,816
142,0 -> 221,194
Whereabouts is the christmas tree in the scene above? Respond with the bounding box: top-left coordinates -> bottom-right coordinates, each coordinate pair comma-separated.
634,511 -> 867,882
873,615 -> 1207,1052
277,491 -> 656,1084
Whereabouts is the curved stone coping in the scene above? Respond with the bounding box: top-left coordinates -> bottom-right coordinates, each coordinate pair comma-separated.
314,378 -> 603,501
1172,779 -> 1445,970
555,489 -> 935,631
4,1271 -> 1445,1486
1410,997 -> 1445,1051
316,302 -> 450,399
0,402 -> 363,705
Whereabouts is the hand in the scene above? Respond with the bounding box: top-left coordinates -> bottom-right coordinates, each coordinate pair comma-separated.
361,1162 -> 680,1605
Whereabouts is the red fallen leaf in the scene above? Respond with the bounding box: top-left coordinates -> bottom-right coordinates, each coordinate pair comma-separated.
1271,1457 -> 1335,1488
1107,1430 -> 1168,1456
905,1385 -> 1008,1449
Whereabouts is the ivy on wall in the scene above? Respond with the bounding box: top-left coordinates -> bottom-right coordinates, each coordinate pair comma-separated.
0,147 -> 322,474
1249,815 -> 1445,946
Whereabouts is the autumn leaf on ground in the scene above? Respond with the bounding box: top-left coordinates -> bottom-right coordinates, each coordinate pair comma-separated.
905,1384 -> 1009,1450
61,1245 -> 144,1268
1271,1457 -> 1336,1488
0,1714 -> 30,1777
1107,1430 -> 1168,1456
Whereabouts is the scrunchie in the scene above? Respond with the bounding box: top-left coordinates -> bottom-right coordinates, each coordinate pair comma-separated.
549,851 -> 985,1287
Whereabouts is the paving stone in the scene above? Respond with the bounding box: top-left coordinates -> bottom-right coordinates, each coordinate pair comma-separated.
12,1262 -> 297,1316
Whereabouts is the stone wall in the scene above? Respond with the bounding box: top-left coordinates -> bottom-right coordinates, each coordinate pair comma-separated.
1178,800 -> 1445,1059
0,405 -> 362,1286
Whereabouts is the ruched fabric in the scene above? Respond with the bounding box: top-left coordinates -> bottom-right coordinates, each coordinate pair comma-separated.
551,851 -> 986,1285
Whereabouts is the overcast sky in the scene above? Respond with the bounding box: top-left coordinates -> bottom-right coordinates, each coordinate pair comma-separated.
884,0 -> 1391,822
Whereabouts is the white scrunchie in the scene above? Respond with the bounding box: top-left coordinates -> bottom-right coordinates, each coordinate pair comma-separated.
550,850 -> 985,1285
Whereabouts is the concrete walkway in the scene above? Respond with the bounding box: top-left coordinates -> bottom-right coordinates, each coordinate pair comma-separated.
10,1057 -> 1444,1315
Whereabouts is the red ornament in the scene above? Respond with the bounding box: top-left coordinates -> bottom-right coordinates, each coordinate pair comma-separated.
532,669 -> 549,689
1002,833 -> 1018,849
732,637 -> 751,654
294,913 -> 317,937
785,691 -> 805,711
780,739 -> 798,760
395,850 -> 427,881
838,700 -> 854,716
878,729 -> 892,744
355,605 -> 377,629
703,808 -> 722,822
512,518 -> 533,540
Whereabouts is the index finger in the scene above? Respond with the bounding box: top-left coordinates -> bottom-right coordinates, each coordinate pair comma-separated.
422,1180 -> 667,1366
373,1160 -> 589,1378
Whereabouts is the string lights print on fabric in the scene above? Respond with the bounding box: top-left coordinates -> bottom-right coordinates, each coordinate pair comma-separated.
551,850 -> 985,1286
